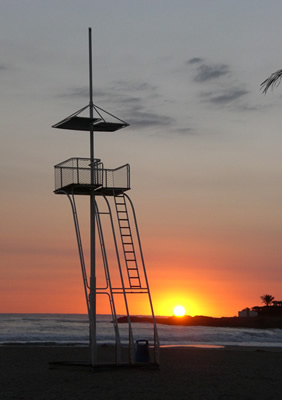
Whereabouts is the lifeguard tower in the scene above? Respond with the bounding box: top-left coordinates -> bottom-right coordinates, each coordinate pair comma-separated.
53,29 -> 159,367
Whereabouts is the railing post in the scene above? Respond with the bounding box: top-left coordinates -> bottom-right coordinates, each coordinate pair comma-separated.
60,167 -> 63,188
77,158 -> 79,184
128,165 -> 130,189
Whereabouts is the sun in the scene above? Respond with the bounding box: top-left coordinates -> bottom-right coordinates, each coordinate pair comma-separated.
173,305 -> 186,317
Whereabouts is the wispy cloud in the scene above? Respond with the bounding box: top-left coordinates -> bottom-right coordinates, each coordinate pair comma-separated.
57,86 -> 89,98
188,57 -> 204,64
57,80 -> 158,101
124,109 -> 175,129
105,81 -> 175,130
193,63 -> 230,82
201,88 -> 249,104
187,57 -> 258,111
111,80 -> 158,93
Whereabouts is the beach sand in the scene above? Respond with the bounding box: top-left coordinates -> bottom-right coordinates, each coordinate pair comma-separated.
0,345 -> 281,400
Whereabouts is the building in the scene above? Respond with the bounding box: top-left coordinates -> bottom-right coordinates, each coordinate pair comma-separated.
238,308 -> 258,318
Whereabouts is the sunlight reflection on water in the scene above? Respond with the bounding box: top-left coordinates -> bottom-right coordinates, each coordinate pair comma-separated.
161,344 -> 224,349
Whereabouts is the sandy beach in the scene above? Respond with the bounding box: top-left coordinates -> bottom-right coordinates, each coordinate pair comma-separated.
0,345 -> 281,400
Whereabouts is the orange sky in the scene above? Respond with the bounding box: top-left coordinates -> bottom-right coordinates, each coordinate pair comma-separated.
1,189 -> 281,317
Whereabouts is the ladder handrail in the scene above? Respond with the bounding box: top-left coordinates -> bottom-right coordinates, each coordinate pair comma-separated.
123,193 -> 160,364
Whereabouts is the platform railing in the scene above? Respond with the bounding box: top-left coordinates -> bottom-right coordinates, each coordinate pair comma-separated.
102,164 -> 131,190
54,157 -> 130,191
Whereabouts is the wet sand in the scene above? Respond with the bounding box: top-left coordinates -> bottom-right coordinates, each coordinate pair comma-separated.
0,345 -> 281,399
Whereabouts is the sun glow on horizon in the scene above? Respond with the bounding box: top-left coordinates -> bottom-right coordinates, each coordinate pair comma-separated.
173,305 -> 186,317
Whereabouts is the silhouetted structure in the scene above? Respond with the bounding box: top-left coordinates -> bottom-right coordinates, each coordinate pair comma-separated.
53,28 -> 159,367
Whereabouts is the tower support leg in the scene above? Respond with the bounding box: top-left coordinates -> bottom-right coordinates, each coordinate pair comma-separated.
89,191 -> 97,366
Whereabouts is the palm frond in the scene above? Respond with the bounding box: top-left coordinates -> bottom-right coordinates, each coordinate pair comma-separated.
261,69 -> 282,94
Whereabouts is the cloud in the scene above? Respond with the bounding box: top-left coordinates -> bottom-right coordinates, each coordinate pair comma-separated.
57,86 -> 89,98
201,88 -> 249,105
188,57 -> 204,64
102,81 -> 176,129
124,108 -> 175,129
57,80 -> 158,102
193,63 -> 230,82
111,80 -> 158,93
188,58 -> 257,111
235,104 -> 261,112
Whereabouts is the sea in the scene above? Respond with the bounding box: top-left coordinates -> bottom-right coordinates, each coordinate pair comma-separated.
1,314 -> 282,348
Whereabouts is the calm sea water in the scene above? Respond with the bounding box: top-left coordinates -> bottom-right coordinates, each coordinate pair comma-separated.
0,314 -> 281,347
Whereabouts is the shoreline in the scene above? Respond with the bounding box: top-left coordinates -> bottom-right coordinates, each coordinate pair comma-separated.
118,314 -> 282,329
1,342 -> 282,351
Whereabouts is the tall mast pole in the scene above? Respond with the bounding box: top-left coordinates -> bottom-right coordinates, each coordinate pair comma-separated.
88,27 -> 97,366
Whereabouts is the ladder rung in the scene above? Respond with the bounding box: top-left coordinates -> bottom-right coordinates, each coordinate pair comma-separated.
115,202 -> 125,205
121,234 -> 131,236
118,218 -> 129,221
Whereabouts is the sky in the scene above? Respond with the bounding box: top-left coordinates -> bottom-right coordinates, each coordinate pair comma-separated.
0,0 -> 282,317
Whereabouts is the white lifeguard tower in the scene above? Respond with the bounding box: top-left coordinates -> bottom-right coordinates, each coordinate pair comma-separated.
53,29 -> 159,367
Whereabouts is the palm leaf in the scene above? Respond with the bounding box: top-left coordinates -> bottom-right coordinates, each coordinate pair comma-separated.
261,69 -> 282,94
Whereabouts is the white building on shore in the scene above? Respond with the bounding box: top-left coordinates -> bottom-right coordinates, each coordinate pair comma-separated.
238,308 -> 258,318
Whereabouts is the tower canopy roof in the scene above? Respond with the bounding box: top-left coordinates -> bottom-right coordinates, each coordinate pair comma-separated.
52,104 -> 129,132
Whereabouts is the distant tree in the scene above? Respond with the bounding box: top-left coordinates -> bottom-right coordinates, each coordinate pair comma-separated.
261,70 -> 282,94
260,294 -> 275,307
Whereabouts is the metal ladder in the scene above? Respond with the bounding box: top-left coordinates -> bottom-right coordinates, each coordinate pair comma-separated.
114,194 -> 142,289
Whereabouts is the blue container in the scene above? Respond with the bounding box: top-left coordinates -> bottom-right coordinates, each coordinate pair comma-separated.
136,339 -> 150,362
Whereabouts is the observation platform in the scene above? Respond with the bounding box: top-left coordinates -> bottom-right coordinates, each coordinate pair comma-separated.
53,116 -> 128,132
54,157 -> 130,196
